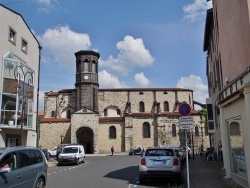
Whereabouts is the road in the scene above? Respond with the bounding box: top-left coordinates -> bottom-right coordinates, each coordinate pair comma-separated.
46,155 -> 184,188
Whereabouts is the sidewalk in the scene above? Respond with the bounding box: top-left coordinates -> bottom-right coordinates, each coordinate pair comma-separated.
183,155 -> 243,188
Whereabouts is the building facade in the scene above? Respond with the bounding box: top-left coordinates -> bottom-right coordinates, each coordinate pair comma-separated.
0,5 -> 41,147
39,50 -> 209,154
204,0 -> 250,187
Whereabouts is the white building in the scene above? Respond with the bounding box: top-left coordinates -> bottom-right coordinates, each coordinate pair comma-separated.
0,4 -> 41,147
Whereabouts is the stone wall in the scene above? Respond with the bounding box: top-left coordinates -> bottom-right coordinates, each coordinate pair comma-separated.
39,122 -> 71,149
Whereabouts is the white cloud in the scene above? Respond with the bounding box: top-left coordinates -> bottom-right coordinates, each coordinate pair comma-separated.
34,0 -> 58,12
37,25 -> 91,71
177,74 -> 208,104
38,91 -> 45,110
183,0 -> 212,22
99,70 -> 127,88
134,72 -> 150,87
99,35 -> 154,75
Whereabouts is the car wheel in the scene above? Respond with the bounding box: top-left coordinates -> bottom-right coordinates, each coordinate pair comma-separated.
76,158 -> 79,165
58,162 -> 61,166
36,177 -> 45,188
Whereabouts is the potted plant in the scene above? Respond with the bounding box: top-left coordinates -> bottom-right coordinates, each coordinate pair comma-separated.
3,111 -> 14,126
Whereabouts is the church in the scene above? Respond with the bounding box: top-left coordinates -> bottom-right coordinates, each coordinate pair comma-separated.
39,50 -> 209,154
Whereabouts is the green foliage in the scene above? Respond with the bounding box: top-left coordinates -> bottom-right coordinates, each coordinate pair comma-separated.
197,107 -> 208,132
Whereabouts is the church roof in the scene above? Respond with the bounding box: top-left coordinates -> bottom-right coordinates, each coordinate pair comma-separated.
40,118 -> 71,123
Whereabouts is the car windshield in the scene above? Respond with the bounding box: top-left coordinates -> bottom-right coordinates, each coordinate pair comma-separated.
145,149 -> 174,156
62,147 -> 78,153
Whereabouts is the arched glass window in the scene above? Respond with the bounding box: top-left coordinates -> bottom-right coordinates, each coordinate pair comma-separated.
84,61 -> 89,72
117,109 -> 121,115
51,111 -> 55,117
66,110 -> 71,119
230,122 -> 240,135
172,124 -> 176,137
104,109 -> 107,116
92,61 -> 96,73
164,101 -> 169,112
139,101 -> 145,112
143,122 -> 150,138
109,126 -> 116,139
195,126 -> 199,136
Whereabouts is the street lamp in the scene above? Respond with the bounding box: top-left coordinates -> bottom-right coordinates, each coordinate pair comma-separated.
14,65 -> 33,146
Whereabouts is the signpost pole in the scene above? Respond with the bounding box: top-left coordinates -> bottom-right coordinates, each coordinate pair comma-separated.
185,129 -> 190,188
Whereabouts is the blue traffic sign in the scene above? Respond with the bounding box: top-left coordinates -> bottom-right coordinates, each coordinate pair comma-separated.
178,103 -> 191,116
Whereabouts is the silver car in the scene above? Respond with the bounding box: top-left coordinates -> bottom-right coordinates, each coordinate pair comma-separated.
0,147 -> 47,188
139,147 -> 182,184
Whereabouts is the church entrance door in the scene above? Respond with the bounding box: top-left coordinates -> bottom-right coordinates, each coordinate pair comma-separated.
76,127 -> 94,154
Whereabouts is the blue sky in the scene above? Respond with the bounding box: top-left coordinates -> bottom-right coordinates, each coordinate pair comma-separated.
1,0 -> 212,110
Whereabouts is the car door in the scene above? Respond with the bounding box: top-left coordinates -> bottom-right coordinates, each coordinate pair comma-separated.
0,151 -> 23,187
18,150 -> 35,187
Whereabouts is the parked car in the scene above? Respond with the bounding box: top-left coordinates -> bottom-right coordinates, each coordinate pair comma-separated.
42,149 -> 50,160
48,146 -> 57,157
58,145 -> 85,166
129,146 -> 144,155
56,144 -> 71,160
0,146 -> 47,188
139,146 -> 182,184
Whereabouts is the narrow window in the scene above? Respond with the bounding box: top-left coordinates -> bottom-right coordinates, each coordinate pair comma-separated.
104,109 -> 107,116
164,101 -> 169,112
66,110 -> 71,119
92,61 -> 96,73
109,126 -> 116,139
139,101 -> 145,112
51,111 -> 55,117
84,61 -> 89,72
172,124 -> 176,137
21,38 -> 28,53
195,126 -> 199,136
143,122 -> 150,138
9,28 -> 16,44
230,122 -> 240,135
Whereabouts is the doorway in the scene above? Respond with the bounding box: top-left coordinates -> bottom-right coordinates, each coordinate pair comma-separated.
76,127 -> 94,154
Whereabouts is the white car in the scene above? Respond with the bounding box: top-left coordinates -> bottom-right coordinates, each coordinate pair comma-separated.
139,147 -> 182,184
58,145 -> 85,165
48,147 -> 57,157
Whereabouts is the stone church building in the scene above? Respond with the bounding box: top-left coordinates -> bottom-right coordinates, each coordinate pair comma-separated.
39,50 -> 209,154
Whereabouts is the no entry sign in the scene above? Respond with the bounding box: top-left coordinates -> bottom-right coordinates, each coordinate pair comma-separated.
178,103 -> 191,116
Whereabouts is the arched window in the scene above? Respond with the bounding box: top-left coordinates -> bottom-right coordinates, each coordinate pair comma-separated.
109,126 -> 116,139
117,109 -> 121,115
172,124 -> 176,137
51,111 -> 55,117
139,101 -> 145,112
84,60 -> 89,72
66,110 -> 71,119
143,122 -> 150,138
164,101 -> 169,112
195,126 -> 199,136
104,109 -> 107,116
92,61 -> 96,73
230,122 -> 240,135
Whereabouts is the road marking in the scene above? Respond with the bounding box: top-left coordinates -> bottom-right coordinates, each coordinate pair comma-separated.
47,160 -> 90,176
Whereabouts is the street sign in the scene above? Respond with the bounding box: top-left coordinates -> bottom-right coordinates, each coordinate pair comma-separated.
178,103 -> 191,116
179,116 -> 194,129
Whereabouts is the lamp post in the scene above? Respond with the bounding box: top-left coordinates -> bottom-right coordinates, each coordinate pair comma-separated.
14,65 -> 33,146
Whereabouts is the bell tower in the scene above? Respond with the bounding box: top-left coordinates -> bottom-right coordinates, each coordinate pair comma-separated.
74,50 -> 100,111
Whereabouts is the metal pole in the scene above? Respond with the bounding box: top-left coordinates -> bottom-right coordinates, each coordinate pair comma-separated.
186,130 -> 190,188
